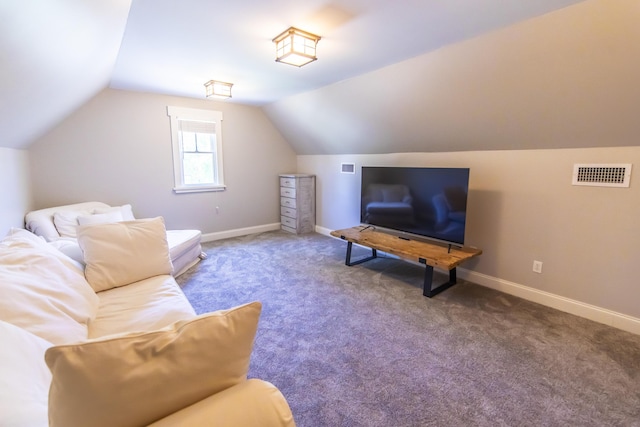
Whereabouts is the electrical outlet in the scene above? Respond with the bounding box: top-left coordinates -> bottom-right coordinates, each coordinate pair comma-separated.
533,260 -> 543,274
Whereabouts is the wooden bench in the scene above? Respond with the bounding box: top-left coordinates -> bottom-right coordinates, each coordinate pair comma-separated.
330,226 -> 482,297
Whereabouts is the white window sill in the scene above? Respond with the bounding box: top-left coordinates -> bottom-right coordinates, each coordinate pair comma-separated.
173,185 -> 226,194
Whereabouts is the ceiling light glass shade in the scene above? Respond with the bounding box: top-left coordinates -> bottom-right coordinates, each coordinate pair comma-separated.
204,80 -> 233,99
273,27 -> 321,67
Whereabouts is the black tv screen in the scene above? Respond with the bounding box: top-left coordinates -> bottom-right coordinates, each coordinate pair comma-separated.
360,166 -> 470,245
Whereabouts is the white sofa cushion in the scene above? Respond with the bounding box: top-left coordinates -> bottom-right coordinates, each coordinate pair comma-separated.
166,228 -> 202,276
78,217 -> 173,292
0,320 -> 53,427
46,302 -> 262,427
89,274 -> 196,339
0,229 -> 99,344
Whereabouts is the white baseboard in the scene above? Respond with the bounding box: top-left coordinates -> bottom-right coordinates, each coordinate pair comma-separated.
457,269 -> 640,336
315,225 -> 333,236
201,223 -> 281,242
317,225 -> 640,336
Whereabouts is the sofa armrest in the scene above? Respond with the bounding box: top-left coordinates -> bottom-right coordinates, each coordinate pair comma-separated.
148,379 -> 295,427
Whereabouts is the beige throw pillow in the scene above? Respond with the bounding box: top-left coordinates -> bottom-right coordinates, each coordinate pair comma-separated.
77,217 -> 173,292
46,301 -> 262,427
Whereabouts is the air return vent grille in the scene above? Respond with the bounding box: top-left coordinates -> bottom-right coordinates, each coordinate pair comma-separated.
572,163 -> 632,187
341,163 -> 355,174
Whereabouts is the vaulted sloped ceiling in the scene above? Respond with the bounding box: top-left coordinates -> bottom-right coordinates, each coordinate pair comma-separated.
0,0 -> 132,150
264,0 -> 640,155
3,0 -> 621,154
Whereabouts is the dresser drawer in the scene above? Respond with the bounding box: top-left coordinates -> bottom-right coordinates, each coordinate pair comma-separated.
281,225 -> 297,234
281,197 -> 297,209
281,216 -> 296,229
280,187 -> 296,198
280,177 -> 296,188
281,207 -> 297,218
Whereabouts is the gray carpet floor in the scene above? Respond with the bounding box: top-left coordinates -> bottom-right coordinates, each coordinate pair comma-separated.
176,231 -> 640,427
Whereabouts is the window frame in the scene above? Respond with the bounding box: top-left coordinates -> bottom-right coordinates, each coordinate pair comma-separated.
167,106 -> 225,194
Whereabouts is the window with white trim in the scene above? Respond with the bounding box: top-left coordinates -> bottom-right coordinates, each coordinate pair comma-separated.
167,106 -> 225,193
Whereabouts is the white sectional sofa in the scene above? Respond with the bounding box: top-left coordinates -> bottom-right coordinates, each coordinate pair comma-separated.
24,201 -> 204,277
0,220 -> 295,427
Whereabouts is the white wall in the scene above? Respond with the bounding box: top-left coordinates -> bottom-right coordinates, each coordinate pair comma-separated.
299,147 -> 640,331
28,89 -> 297,233
0,148 -> 32,234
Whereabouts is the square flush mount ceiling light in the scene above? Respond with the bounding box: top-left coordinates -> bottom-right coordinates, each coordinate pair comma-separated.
273,27 -> 321,67
204,80 -> 233,99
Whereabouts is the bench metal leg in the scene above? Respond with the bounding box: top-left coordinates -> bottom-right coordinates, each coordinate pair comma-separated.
345,241 -> 377,266
342,240 -> 457,297
422,264 -> 457,298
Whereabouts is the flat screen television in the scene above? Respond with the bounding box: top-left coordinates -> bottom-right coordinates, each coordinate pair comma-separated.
360,166 -> 470,245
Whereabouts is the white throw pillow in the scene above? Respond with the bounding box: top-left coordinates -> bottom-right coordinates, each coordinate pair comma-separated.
46,302 -> 262,427
0,229 -> 99,344
93,204 -> 135,221
0,320 -> 52,427
53,210 -> 89,238
77,217 -> 173,292
77,210 -> 124,226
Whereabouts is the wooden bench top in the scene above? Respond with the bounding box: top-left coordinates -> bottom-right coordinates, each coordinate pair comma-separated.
330,226 -> 482,270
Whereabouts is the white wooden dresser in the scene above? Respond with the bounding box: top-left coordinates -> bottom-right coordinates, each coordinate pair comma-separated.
279,174 -> 316,234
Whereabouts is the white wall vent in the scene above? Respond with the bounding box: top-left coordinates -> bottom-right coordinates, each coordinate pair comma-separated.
341,163 -> 355,174
572,163 -> 632,187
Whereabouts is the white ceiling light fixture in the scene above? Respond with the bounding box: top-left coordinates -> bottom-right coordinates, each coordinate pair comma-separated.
272,27 -> 321,67
204,80 -> 233,99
